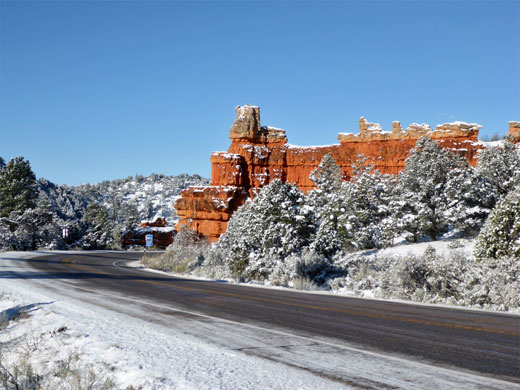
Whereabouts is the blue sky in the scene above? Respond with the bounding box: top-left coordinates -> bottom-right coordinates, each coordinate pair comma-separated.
1,0 -> 518,185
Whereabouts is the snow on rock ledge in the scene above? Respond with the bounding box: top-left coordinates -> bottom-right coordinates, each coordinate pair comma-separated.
338,118 -> 481,142
175,105 -> 515,241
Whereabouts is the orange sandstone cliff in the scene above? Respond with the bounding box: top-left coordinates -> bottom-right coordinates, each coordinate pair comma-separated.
509,121 -> 520,141
175,105 -> 515,241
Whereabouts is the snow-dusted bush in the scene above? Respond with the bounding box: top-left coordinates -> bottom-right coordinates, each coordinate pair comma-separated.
152,225 -> 209,273
0,352 -> 42,390
270,248 -> 343,287
474,185 -> 520,260
329,253 -> 379,292
195,246 -> 229,280
477,255 -> 520,311
218,180 -> 315,280
378,246 -> 465,302
332,247 -> 519,311
141,226 -> 230,279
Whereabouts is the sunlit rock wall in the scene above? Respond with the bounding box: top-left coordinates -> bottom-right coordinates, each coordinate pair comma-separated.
175,105 -> 513,241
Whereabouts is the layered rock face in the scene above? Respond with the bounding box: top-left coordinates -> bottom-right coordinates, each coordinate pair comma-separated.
140,217 -> 167,228
175,105 -> 510,241
509,121 -> 520,141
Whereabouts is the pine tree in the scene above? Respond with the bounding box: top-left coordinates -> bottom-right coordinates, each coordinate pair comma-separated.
443,166 -> 495,234
142,197 -> 154,220
309,189 -> 349,257
307,154 -> 347,256
308,154 -> 396,255
22,200 -> 56,250
309,153 -> 343,192
394,137 -> 470,241
218,180 -> 315,279
80,203 -> 114,249
121,201 -> 140,231
0,157 -> 38,217
108,191 -> 122,223
475,140 -> 520,200
1,199 -> 56,250
340,169 -> 397,249
83,203 -> 111,229
474,184 -> 520,260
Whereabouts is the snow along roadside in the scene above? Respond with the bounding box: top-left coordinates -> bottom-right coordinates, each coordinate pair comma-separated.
1,251 -> 518,390
129,238 -> 519,315
0,251 -> 353,390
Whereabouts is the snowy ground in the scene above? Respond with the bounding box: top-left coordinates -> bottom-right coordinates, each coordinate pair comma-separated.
378,236 -> 475,258
0,251 -> 518,390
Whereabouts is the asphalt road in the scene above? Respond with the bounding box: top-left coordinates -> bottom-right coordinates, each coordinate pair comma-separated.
9,251 -> 520,384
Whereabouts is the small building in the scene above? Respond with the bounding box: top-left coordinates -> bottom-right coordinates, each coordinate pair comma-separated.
121,217 -> 176,248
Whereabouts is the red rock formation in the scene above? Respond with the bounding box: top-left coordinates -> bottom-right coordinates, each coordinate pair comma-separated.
175,105 -> 507,241
508,121 -> 520,142
174,185 -> 248,239
140,217 -> 167,228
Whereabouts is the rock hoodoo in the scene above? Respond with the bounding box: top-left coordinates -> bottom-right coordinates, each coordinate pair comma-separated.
175,104 -> 516,241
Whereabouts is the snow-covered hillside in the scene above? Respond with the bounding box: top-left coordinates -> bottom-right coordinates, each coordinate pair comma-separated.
0,170 -> 209,251
39,173 -> 209,225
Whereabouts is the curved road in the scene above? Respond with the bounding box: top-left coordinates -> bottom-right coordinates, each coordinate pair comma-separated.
5,251 -> 520,385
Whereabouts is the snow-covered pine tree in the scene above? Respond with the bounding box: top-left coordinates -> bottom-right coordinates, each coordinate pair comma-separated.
1,199 -> 56,250
340,167 -> 397,249
475,140 -> 520,200
218,180 -> 315,280
120,201 -> 140,231
474,184 -> 520,260
307,153 -> 347,257
443,165 -> 495,234
22,199 -> 58,249
0,156 -> 38,217
308,153 -> 343,193
142,197 -> 154,221
308,190 -> 349,257
308,154 -> 397,255
108,190 -> 122,223
79,203 -> 114,249
393,137 -> 470,241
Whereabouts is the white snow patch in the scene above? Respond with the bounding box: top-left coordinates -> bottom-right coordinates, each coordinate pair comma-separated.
1,251 -> 517,390
0,252 -> 349,390
377,238 -> 474,259
286,143 -> 338,149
